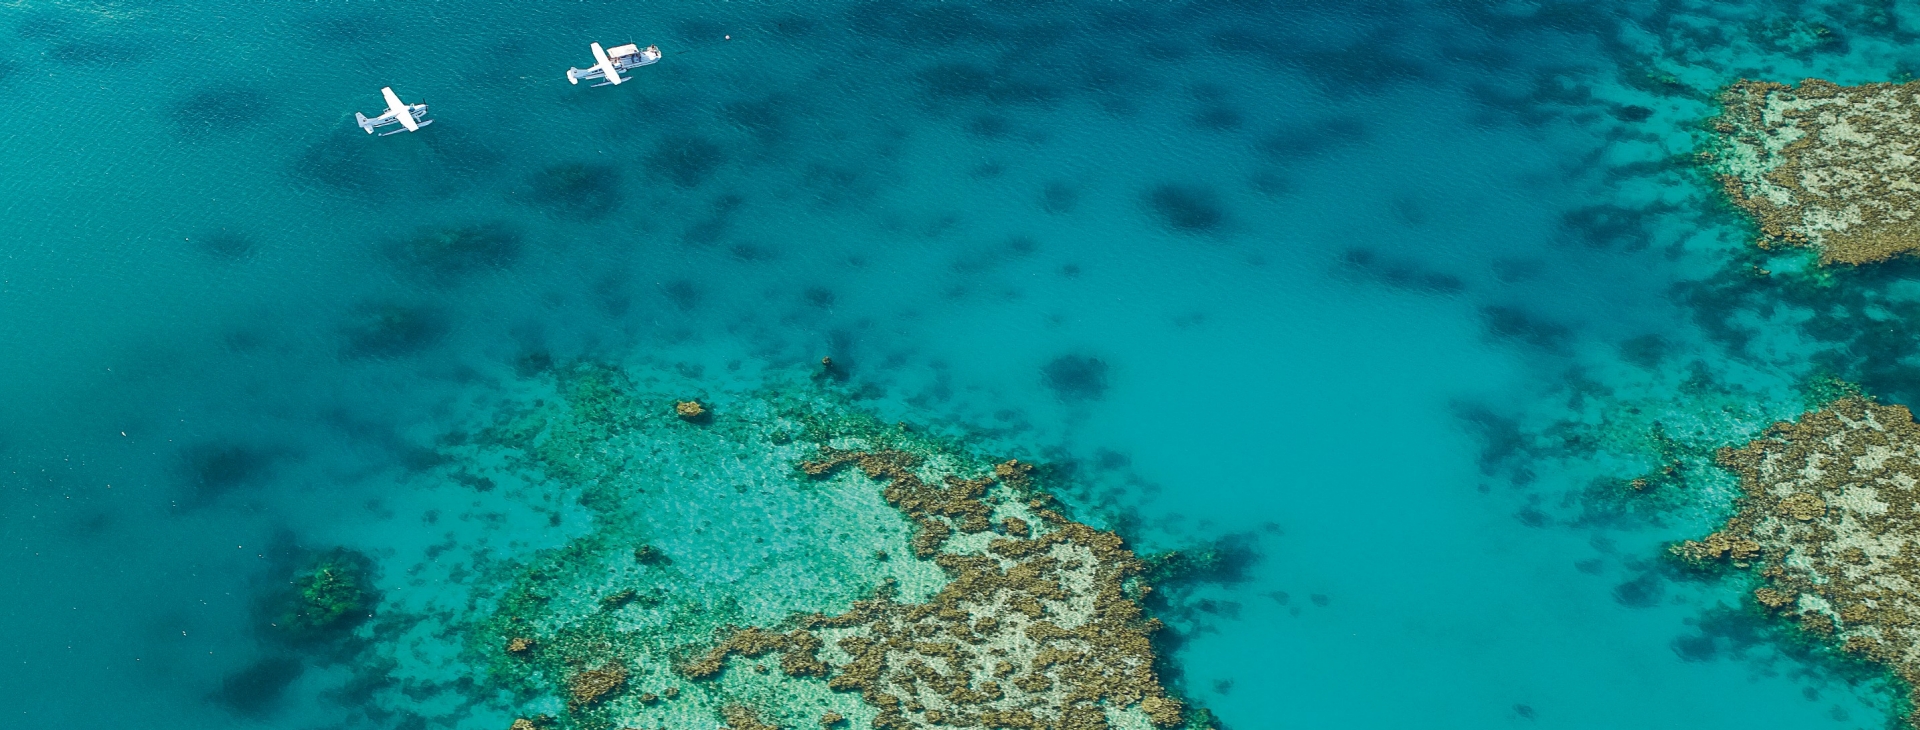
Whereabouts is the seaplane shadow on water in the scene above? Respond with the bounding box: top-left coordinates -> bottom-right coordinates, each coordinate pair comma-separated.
353,41 -> 661,137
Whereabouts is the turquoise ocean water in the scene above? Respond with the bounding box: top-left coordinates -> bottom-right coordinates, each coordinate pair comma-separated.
6,0 -> 1920,727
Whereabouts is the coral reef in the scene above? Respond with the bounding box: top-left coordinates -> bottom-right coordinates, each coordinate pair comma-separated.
569,661 -> 628,707
1708,79 -> 1920,265
449,363 -> 1205,730
687,449 -> 1191,730
1677,397 -> 1920,725
675,400 -> 708,420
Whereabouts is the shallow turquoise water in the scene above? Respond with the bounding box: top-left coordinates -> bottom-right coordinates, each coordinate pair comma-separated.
4,0 -> 1919,727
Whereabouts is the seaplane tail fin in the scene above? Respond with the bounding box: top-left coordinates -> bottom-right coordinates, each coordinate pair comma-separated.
356,112 -> 373,133
590,42 -> 624,85
381,87 -> 419,132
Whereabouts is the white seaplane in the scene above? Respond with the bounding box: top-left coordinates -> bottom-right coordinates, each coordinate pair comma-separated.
566,42 -> 661,87
355,87 -> 432,136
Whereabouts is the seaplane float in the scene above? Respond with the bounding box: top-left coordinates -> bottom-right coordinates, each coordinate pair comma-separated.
355,87 -> 431,136
566,42 -> 661,87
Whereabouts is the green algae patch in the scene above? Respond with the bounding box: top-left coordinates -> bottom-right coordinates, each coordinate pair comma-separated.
1706,79 -> 1920,265
276,548 -> 377,643
445,363 -> 1206,729
1677,397 -> 1920,726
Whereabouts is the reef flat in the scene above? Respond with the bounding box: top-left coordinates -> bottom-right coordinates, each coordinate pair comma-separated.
434,363 -> 1203,730
1677,397 -> 1920,724
1707,79 -> 1920,265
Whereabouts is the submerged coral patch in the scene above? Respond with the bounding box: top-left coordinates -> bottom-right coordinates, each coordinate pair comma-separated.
338,301 -> 446,358
1143,185 -> 1224,233
520,163 -> 622,221
1709,79 -> 1920,265
385,223 -> 520,277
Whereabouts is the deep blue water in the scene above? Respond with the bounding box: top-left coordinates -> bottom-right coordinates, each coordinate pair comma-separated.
5,0 -> 1920,727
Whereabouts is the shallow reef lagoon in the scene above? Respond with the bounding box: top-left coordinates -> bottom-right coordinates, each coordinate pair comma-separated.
8,0 -> 1920,727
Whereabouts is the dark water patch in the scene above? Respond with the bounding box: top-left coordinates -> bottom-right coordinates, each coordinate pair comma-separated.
1144,184 -> 1224,233
339,302 -> 447,359
769,14 -> 816,37
1514,504 -> 1551,527
967,113 -> 1014,139
951,235 -> 1038,274
1558,204 -> 1663,250
1040,181 -> 1077,214
516,163 -> 621,221
1611,104 -> 1653,122
1291,35 -> 1430,92
803,286 -> 836,309
178,443 -> 288,507
1259,116 -> 1366,160
1752,17 -> 1848,57
301,12 -> 394,44
1480,305 -> 1571,353
1041,354 -> 1108,401
48,38 -> 146,66
1611,571 -> 1664,608
1491,257 -> 1543,283
1681,253 -> 1920,406
384,223 -> 520,278
663,279 -> 700,311
192,229 -> 255,259
418,126 -> 505,187
15,12 -> 73,41
1249,170 -> 1293,197
171,85 -> 273,137
1192,104 -> 1243,132
1618,334 -> 1666,368
729,242 -> 777,262
1466,65 -> 1602,127
721,94 -> 793,144
1451,401 -> 1534,479
914,62 -> 1062,107
648,134 -> 724,188
211,655 -> 304,715
291,129 -> 382,196
674,17 -> 732,44
800,161 -> 873,209
1337,248 -> 1466,295
683,194 -> 744,247
848,0 -> 1003,46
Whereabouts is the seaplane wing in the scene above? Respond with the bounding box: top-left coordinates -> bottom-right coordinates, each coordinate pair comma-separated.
590,42 -> 625,86
382,87 -> 420,132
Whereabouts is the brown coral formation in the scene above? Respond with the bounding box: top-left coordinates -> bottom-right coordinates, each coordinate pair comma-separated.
1678,397 -> 1920,725
568,661 -> 628,707
688,450 -> 1188,730
1710,79 -> 1920,264
507,637 -> 534,654
675,400 -> 707,420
